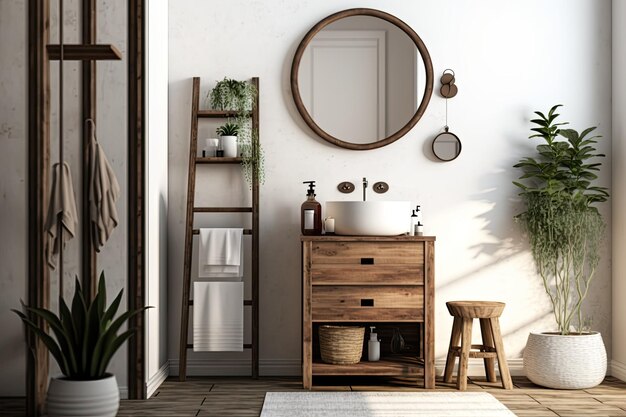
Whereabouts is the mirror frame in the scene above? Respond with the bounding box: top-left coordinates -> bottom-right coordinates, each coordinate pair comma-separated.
432,130 -> 462,162
291,8 -> 434,150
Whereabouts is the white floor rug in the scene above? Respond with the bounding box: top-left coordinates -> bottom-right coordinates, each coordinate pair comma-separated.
261,392 -> 516,417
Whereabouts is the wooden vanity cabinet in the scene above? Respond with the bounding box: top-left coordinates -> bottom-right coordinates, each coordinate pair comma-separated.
301,236 -> 435,389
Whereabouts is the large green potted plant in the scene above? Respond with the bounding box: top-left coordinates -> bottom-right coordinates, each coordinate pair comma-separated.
13,273 -> 149,416
513,105 -> 609,389
208,77 -> 265,186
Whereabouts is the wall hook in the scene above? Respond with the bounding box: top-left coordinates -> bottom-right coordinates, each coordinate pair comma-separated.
440,69 -> 458,98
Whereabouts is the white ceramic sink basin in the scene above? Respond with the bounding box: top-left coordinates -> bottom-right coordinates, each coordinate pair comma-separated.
325,201 -> 411,236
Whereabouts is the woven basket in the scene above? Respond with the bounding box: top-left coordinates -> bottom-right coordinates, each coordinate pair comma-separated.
319,325 -> 364,365
523,331 -> 607,389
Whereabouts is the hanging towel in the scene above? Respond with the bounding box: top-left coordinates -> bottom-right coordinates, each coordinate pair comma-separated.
193,281 -> 244,352
44,162 -> 78,270
198,228 -> 243,278
89,123 -> 120,252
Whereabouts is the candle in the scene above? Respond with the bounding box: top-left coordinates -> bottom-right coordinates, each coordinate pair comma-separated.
325,217 -> 335,234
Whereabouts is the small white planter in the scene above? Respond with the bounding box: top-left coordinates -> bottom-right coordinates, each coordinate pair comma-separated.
47,374 -> 119,417
523,331 -> 606,389
221,135 -> 238,158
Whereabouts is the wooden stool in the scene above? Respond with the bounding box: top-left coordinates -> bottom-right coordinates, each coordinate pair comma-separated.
443,301 -> 513,390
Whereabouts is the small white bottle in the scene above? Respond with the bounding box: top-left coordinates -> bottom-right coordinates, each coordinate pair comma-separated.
409,210 -> 417,236
416,221 -> 424,236
368,326 -> 380,362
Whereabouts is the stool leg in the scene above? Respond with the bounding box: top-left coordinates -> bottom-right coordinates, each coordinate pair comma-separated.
457,317 -> 472,390
444,317 -> 462,383
479,318 -> 496,382
489,317 -> 513,389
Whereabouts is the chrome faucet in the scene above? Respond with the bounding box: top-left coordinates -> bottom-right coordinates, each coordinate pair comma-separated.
362,177 -> 368,201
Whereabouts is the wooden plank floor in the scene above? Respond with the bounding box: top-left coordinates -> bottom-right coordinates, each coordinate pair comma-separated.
1,376 -> 625,416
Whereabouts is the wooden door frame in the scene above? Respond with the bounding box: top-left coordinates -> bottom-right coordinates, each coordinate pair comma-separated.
27,0 -> 50,414
127,0 -> 146,400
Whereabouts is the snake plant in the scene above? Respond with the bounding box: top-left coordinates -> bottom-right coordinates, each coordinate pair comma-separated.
13,273 -> 150,380
216,122 -> 240,137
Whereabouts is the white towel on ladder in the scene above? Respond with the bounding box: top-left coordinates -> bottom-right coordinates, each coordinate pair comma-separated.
198,228 -> 243,278
193,282 -> 243,352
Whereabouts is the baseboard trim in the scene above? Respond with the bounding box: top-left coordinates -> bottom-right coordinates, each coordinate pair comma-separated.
168,358 -> 525,377
147,362 -> 170,398
169,359 -> 300,376
611,360 -> 626,382
119,386 -> 128,400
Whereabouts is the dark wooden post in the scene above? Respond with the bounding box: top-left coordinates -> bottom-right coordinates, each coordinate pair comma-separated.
81,0 -> 97,298
128,0 -> 146,400
27,0 -> 50,415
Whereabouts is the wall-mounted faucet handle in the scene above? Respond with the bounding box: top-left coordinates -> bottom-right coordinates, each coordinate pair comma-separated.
337,181 -> 355,193
362,178 -> 368,201
373,182 -> 389,194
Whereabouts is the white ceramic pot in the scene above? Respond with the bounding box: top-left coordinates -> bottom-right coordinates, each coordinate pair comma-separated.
523,331 -> 606,389
221,135 -> 238,157
47,374 -> 119,417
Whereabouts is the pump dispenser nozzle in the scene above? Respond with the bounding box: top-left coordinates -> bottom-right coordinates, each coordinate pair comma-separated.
369,326 -> 377,341
303,181 -> 316,196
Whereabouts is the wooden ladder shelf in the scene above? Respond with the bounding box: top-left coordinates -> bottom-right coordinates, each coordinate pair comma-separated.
178,77 -> 260,381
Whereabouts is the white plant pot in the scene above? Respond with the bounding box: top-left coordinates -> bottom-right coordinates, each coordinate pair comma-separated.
523,331 -> 606,389
47,374 -> 119,417
221,135 -> 238,158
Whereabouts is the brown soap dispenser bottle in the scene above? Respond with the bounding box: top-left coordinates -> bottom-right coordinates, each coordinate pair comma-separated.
301,181 -> 322,235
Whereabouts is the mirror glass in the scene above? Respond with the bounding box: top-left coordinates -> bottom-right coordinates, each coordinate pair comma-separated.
292,9 -> 433,150
432,132 -> 462,161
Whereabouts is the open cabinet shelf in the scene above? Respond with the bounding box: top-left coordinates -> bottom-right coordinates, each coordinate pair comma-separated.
312,355 -> 424,376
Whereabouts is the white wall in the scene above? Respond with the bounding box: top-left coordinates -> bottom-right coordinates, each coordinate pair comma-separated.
612,0 -> 626,381
168,0 -> 613,375
146,0 -> 170,397
0,0 -> 129,396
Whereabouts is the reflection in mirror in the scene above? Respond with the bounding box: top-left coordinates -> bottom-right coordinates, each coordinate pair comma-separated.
432,131 -> 462,161
291,8 -> 433,150
298,16 -> 425,144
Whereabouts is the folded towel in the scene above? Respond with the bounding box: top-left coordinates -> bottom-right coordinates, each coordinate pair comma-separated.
88,122 -> 120,252
44,162 -> 78,270
193,282 -> 243,352
198,228 -> 243,278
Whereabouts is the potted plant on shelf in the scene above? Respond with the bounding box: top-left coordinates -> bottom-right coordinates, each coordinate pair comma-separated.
13,273 -> 149,417
208,77 -> 265,186
208,77 -> 256,113
216,122 -> 240,158
513,104 -> 609,389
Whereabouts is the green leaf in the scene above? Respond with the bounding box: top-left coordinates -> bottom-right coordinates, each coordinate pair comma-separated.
22,303 -> 78,375
97,271 -> 106,318
97,329 -> 136,377
13,309 -> 70,376
102,289 -> 123,330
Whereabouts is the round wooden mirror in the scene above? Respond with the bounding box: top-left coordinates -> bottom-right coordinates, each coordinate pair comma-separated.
291,8 -> 434,150
432,130 -> 462,161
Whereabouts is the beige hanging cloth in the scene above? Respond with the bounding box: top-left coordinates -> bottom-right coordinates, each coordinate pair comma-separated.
88,122 -> 120,252
44,162 -> 78,269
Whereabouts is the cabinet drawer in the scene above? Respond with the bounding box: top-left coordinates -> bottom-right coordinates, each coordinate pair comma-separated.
311,285 -> 424,322
311,264 -> 424,285
311,241 -> 424,265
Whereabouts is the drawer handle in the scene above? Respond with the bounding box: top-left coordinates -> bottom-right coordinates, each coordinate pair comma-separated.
360,257 -> 374,265
361,299 -> 374,307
